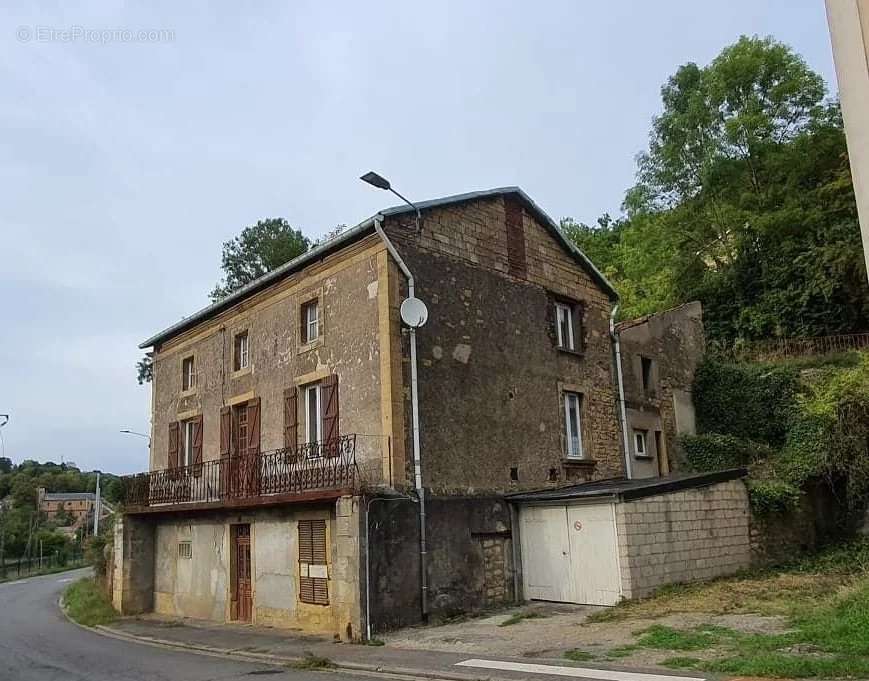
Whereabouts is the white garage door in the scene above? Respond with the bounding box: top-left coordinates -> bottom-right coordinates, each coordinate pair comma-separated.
519,502 -> 621,606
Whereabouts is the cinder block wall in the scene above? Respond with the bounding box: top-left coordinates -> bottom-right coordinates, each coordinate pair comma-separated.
616,479 -> 750,599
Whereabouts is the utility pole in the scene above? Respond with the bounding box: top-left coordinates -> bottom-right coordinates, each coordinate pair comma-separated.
93,472 -> 101,536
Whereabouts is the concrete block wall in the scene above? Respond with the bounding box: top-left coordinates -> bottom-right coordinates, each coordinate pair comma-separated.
616,479 -> 750,599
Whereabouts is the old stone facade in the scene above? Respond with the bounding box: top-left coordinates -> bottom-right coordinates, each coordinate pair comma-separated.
616,302 -> 705,478
116,185 -> 715,638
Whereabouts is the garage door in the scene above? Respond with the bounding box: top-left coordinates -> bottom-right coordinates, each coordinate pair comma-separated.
519,502 -> 621,606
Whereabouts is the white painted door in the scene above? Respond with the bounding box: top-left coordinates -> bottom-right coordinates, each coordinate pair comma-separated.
519,503 -> 621,606
519,505 -> 573,602
566,504 -> 621,605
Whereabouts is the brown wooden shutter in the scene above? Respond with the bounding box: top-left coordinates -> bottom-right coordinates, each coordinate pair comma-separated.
219,407 -> 232,458
192,415 -> 203,465
298,519 -> 328,605
321,374 -> 339,455
284,387 -> 298,449
246,398 -> 261,456
168,421 -> 180,469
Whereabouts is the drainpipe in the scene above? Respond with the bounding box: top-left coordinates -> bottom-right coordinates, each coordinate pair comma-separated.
373,214 -> 429,619
610,304 -> 633,480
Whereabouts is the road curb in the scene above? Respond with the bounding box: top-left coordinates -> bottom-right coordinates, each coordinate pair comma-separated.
58,592 -> 491,681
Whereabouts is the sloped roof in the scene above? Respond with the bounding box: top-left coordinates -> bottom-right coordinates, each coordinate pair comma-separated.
42,492 -> 95,502
140,186 -> 618,349
507,468 -> 747,504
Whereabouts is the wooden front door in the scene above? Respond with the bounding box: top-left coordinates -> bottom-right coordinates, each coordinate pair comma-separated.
232,524 -> 252,622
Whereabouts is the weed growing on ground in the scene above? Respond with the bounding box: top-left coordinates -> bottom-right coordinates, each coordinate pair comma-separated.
498,611 -> 547,627
63,578 -> 117,627
562,649 -> 596,662
291,653 -> 334,670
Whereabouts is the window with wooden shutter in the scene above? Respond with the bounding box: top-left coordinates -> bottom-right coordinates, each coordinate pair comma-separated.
219,407 -> 232,458
320,374 -> 339,456
168,421 -> 180,469
298,519 -> 328,605
284,387 -> 298,450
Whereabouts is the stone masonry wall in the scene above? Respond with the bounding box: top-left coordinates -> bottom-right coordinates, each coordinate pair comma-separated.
616,479 -> 750,599
384,194 -> 623,492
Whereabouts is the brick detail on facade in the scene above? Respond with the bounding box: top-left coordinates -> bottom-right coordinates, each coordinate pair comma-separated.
616,479 -> 751,599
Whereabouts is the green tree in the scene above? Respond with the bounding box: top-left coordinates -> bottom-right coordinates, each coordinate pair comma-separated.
564,35 -> 869,342
210,218 -> 310,301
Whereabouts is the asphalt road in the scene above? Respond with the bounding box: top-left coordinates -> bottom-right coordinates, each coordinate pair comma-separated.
0,568 -> 367,681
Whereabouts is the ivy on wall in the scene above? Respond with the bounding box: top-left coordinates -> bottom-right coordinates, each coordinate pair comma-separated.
682,353 -> 869,514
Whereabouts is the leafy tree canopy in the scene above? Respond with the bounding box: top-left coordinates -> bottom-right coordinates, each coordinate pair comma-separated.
210,218 -> 310,302
565,35 -> 869,344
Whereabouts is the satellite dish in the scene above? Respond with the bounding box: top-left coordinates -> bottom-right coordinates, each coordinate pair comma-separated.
400,297 -> 429,328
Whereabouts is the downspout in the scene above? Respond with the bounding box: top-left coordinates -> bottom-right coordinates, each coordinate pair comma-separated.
610,303 -> 633,480
373,214 -> 429,619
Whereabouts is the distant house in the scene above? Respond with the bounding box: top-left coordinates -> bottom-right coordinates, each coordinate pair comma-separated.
37,488 -> 113,528
113,186 -> 748,639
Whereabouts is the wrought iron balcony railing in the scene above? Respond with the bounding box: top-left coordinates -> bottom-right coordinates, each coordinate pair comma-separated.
121,435 -> 357,510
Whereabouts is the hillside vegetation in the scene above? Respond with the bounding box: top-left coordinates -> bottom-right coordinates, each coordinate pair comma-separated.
563,36 -> 868,346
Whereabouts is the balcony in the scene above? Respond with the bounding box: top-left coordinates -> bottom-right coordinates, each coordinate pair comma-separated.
121,435 -> 359,513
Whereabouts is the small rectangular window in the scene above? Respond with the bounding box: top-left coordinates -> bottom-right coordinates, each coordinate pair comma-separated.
634,429 -> 648,458
563,391 -> 583,458
305,384 -> 321,446
641,356 -> 653,392
301,300 -> 319,344
555,302 -> 575,350
178,541 -> 192,559
182,356 -> 195,391
234,331 -> 249,371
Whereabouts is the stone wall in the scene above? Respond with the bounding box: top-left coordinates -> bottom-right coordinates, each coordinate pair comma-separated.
384,194 -> 623,493
149,235 -> 396,488
367,495 -> 515,634
112,514 -> 155,615
616,479 -> 750,599
617,302 -> 705,478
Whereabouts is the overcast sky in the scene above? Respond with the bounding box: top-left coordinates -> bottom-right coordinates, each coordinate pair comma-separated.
0,2 -> 838,474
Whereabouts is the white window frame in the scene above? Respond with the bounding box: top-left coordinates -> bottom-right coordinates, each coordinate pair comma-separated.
235,331 -> 249,370
563,391 -> 584,459
303,300 -> 319,343
634,429 -> 648,457
183,419 -> 195,466
556,302 -> 575,350
182,356 -> 195,391
305,384 -> 322,446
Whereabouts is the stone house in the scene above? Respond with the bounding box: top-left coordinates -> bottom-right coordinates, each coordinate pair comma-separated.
114,186 -> 747,639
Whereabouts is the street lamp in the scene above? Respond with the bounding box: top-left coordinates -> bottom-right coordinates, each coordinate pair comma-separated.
120,429 -> 151,445
360,171 -> 421,231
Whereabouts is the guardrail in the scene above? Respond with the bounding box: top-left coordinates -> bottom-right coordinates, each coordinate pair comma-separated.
122,435 -> 358,510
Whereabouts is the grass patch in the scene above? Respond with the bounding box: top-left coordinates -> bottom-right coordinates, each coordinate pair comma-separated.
604,645 -> 639,659
291,653 -> 334,670
563,649 -> 596,662
636,624 -> 732,651
364,638 -> 385,646
659,656 -> 701,669
498,611 -> 547,627
63,578 -> 116,627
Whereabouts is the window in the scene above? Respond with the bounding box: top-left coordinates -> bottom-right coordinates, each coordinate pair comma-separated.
233,404 -> 249,456
234,331 -> 249,371
634,429 -> 648,458
563,392 -> 584,458
298,519 -> 328,605
555,301 -> 582,351
182,419 -> 196,466
301,300 -> 319,344
178,541 -> 192,559
182,356 -> 195,391
305,384 -> 321,445
641,356 -> 654,392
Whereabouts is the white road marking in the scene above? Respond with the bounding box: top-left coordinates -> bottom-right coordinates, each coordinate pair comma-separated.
57,578 -> 74,583
455,659 -> 705,681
